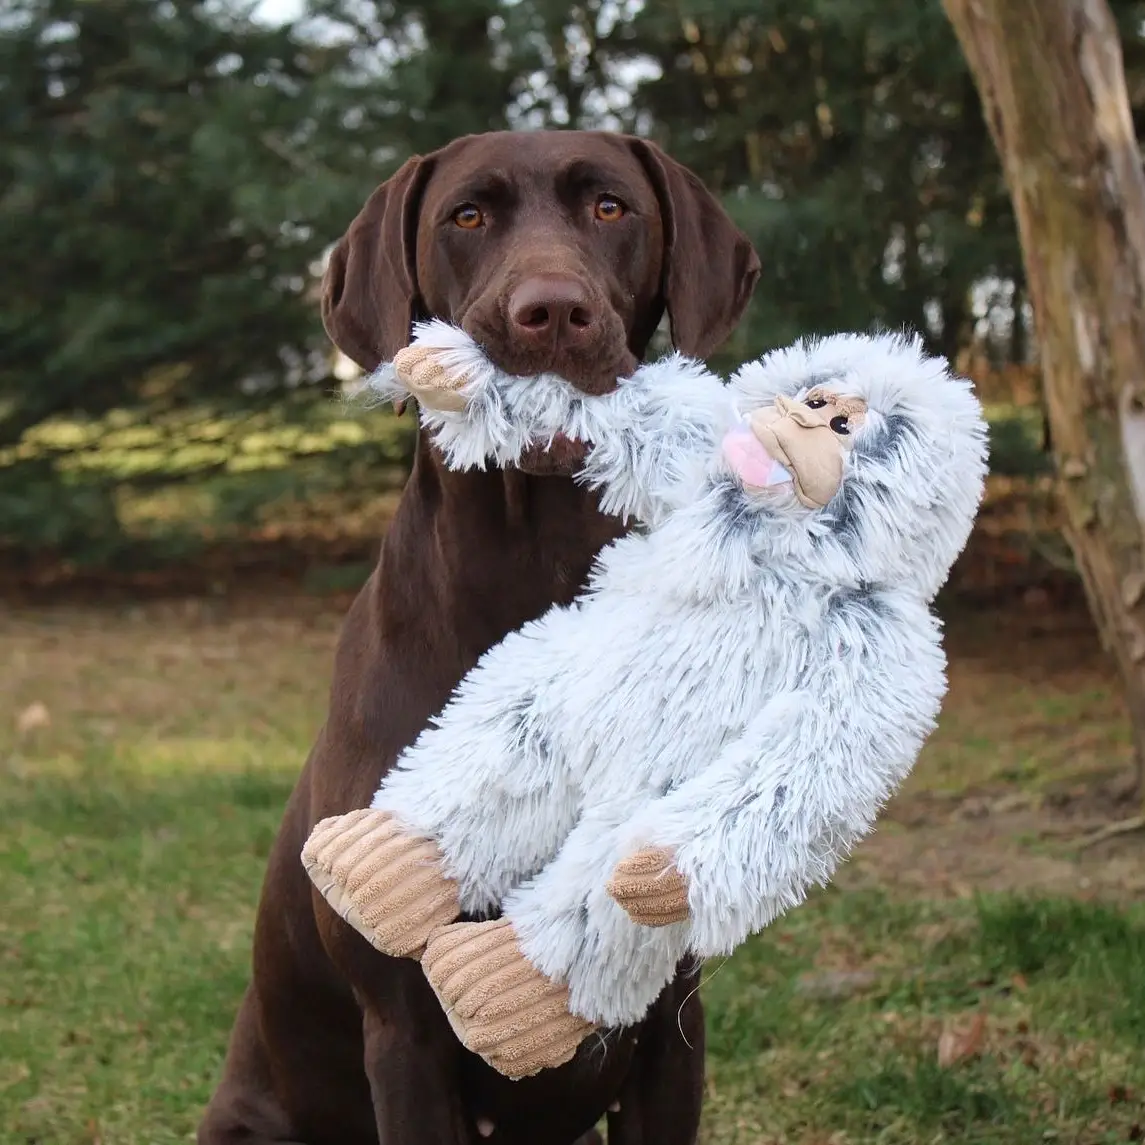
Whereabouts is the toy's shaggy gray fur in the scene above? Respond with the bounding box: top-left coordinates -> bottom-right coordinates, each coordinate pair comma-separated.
360,321 -> 989,1028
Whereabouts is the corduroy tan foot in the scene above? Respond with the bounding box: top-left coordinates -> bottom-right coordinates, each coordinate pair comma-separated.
302,808 -> 461,958
421,918 -> 596,1080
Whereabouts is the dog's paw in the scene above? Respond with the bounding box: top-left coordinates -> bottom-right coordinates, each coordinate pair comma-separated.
421,918 -> 596,1080
393,345 -> 472,413
606,846 -> 691,927
302,809 -> 461,958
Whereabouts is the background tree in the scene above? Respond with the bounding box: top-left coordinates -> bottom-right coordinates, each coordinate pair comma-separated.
942,0 -> 1145,821
2,0 -> 361,436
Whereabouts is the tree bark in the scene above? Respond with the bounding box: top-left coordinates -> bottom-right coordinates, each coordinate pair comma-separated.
942,0 -> 1145,802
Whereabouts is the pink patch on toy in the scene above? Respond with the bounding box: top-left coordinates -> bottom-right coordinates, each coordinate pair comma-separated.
720,424 -> 792,490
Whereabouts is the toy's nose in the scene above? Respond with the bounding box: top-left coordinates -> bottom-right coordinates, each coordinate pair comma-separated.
774,394 -> 830,429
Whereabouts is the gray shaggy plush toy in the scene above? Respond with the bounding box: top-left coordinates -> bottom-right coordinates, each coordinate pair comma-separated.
303,320 -> 988,1080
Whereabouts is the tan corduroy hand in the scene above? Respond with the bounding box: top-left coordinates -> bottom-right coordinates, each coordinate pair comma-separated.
421,918 -> 596,1080
605,846 -> 691,926
302,809 -> 462,959
393,345 -> 472,412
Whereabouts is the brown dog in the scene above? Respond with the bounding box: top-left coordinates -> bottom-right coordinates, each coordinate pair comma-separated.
197,130 -> 760,1145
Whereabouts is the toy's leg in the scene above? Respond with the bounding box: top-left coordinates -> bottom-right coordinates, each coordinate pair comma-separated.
372,733 -> 578,915
302,809 -> 462,959
304,632 -> 581,960
421,918 -> 596,1081
420,807 -> 690,1080
372,620 -> 586,912
507,809 -> 691,1028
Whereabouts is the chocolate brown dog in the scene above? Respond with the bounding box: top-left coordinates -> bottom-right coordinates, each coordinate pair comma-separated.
197,130 -> 760,1145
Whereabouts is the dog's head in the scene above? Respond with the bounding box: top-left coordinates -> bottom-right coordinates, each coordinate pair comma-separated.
322,130 -> 759,476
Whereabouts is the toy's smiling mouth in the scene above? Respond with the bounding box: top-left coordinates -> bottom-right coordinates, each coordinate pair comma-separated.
720,424 -> 794,491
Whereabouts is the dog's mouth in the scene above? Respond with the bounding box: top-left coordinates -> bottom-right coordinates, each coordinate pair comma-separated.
513,433 -> 591,477
461,314 -> 635,398
454,312 -> 635,476
495,342 -> 634,476
494,349 -> 632,398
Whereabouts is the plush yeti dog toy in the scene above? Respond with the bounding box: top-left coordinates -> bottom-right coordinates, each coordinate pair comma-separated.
302,321 -> 988,1080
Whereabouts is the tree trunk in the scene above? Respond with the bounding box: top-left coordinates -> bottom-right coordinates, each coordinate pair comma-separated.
942,0 -> 1145,803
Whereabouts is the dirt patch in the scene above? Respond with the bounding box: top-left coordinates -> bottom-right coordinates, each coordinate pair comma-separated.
847,799 -> 1145,903
849,595 -> 1145,900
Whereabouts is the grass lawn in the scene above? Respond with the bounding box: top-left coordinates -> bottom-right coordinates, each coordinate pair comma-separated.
2,593 -> 1144,1144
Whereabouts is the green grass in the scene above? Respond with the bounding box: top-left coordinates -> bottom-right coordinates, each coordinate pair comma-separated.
699,892 -> 1145,1143
2,600 -> 1143,1144
3,761 -> 291,1144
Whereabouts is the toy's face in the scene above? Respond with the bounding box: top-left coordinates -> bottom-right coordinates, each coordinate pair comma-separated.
720,385 -> 869,509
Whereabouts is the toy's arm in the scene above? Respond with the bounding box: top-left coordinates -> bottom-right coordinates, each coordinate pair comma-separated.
566,356 -> 733,527
613,597 -> 946,957
373,320 -> 734,526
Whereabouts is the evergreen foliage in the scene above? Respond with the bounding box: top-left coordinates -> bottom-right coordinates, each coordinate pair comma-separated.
5,0 -> 1141,558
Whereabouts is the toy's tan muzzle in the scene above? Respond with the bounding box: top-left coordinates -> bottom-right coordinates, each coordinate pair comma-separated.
749,395 -> 845,509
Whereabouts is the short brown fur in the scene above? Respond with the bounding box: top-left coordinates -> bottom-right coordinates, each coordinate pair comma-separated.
198,129 -> 760,1145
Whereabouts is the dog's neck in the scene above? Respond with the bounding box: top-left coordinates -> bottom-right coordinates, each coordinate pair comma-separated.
365,316 -> 654,677
371,432 -> 626,674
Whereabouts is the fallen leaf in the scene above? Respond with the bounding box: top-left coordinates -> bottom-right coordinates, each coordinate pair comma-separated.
1011,973 -> 1029,992
15,701 -> 50,736
937,1011 -> 987,1068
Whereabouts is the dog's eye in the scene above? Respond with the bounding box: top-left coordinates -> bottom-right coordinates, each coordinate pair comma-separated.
594,195 -> 625,222
830,414 -> 850,435
452,204 -> 484,230
805,397 -> 828,409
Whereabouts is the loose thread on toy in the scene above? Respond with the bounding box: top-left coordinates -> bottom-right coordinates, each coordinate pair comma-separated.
589,1027 -> 615,1062
676,955 -> 730,1049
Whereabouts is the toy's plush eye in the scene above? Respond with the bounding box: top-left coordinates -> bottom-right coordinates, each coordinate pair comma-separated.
805,397 -> 828,409
830,414 -> 850,435
452,204 -> 484,229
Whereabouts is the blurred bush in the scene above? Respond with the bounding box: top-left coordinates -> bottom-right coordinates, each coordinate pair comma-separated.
0,399 -> 414,565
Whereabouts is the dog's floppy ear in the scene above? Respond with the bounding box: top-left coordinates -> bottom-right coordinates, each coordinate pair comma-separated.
321,154 -> 436,371
629,139 -> 761,359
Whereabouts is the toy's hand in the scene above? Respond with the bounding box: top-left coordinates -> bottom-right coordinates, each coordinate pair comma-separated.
606,846 -> 691,926
393,344 -> 472,412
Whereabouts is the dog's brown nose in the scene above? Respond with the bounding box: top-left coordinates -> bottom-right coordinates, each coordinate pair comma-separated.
508,276 -> 597,344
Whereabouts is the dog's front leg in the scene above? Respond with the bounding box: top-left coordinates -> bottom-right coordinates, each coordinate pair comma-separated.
605,964 -> 705,1145
320,909 -> 476,1145
360,978 -> 475,1145
360,965 -> 610,1145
